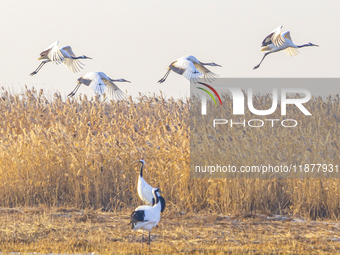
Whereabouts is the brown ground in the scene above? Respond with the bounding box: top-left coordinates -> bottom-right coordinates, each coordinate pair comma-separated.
0,207 -> 339,254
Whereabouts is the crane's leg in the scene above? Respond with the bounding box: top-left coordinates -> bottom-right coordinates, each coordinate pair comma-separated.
67,82 -> 81,97
253,52 -> 271,70
148,231 -> 151,252
30,61 -> 49,76
142,231 -> 143,249
158,69 -> 171,83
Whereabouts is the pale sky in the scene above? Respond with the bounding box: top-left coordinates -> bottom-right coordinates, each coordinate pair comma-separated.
0,1 -> 339,99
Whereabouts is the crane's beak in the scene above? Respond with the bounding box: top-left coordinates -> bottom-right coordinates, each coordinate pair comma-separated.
215,64 -> 222,67
131,161 -> 140,165
38,56 -> 44,60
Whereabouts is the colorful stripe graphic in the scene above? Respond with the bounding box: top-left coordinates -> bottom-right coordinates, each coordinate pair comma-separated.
197,82 -> 222,106
196,87 -> 217,105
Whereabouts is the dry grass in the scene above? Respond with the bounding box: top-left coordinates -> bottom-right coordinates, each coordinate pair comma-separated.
0,208 -> 339,254
0,87 -> 339,221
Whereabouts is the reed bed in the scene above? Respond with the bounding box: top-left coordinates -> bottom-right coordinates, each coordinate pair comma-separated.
0,87 -> 339,220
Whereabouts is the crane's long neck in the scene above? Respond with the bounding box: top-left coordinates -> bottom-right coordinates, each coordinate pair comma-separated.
152,191 -> 159,206
297,44 -> 312,48
110,78 -> 130,83
70,56 -> 87,59
139,162 -> 144,178
200,62 -> 213,66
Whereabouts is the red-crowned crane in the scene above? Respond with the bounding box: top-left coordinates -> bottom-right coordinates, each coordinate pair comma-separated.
254,26 -> 318,69
30,41 -> 92,75
158,55 -> 221,83
68,72 -> 130,100
132,159 -> 166,213
130,188 -> 162,246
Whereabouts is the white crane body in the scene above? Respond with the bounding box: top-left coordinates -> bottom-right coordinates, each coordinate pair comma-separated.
68,71 -> 130,100
158,55 -> 221,83
133,159 -> 166,213
130,188 -> 162,245
254,26 -> 318,69
30,41 -> 92,75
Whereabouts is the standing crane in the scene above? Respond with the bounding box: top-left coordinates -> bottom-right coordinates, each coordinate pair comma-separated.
158,55 -> 221,83
68,72 -> 130,100
130,188 -> 162,246
253,26 -> 319,69
30,41 -> 92,75
132,159 -> 166,213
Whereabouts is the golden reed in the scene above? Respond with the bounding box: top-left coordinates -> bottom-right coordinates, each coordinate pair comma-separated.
0,88 -> 339,219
